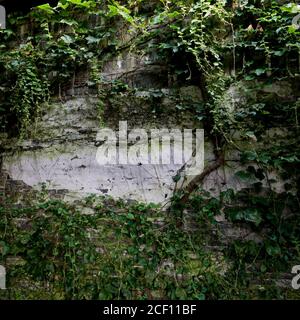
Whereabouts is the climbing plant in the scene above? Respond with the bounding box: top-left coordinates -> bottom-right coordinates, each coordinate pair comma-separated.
102,0 -> 300,295
0,0 -> 119,136
0,0 -> 300,300
0,42 -> 49,136
1,194 -> 299,300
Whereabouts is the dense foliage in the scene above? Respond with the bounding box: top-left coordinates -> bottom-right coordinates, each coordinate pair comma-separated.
0,194 -> 299,299
0,0 -> 300,299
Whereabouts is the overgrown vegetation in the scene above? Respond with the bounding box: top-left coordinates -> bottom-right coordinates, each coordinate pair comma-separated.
0,0 -> 300,299
0,194 -> 299,300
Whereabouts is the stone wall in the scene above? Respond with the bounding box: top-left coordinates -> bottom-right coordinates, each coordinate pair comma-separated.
0,10 -> 297,206
0,59 -> 294,205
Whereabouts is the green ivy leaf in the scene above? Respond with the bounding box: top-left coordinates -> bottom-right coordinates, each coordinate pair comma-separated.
0,241 -> 10,256
254,68 -> 266,76
60,35 -> 74,44
37,4 -> 55,14
235,170 -> 255,182
266,243 -> 281,256
86,36 -> 101,44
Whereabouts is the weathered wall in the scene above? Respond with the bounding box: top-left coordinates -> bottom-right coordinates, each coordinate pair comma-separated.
0,63 -> 292,204
0,53 -> 202,204
0,14 -> 295,205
